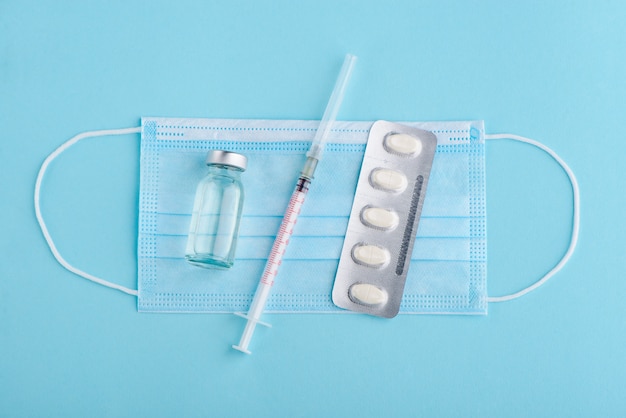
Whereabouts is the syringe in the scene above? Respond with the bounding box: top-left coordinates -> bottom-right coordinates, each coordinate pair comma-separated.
233,54 -> 357,354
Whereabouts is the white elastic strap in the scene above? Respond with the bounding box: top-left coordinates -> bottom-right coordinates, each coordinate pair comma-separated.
485,133 -> 580,302
34,127 -> 142,297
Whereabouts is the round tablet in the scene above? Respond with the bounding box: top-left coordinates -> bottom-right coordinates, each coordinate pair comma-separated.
349,283 -> 388,306
369,168 -> 408,193
361,206 -> 399,230
384,133 -> 422,156
352,244 -> 390,268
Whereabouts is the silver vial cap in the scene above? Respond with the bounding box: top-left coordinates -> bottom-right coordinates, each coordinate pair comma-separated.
206,150 -> 247,171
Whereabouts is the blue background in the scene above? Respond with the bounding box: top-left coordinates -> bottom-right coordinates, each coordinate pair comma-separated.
1,0 -> 624,416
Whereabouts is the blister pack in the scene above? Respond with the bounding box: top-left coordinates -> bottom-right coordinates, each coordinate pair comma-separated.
332,121 -> 437,317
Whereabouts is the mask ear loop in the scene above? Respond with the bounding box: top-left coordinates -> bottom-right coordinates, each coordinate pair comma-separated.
484,133 -> 580,302
34,127 -> 142,297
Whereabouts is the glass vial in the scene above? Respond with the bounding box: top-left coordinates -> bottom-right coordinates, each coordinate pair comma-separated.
186,150 -> 247,269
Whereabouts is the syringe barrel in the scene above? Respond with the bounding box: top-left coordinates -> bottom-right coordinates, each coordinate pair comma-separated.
232,282 -> 272,353
234,179 -> 310,354
248,281 -> 273,320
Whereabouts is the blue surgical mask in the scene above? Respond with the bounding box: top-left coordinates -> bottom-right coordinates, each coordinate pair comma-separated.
34,117 -> 579,314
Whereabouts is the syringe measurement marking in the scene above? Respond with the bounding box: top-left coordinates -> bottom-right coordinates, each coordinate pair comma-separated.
260,189 -> 307,286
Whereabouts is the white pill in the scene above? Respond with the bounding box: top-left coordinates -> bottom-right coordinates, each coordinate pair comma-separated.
352,244 -> 390,267
361,207 -> 399,230
349,283 -> 388,306
370,168 -> 408,192
385,133 -> 422,155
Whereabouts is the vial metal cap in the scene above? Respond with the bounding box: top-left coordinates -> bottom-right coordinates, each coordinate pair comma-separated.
206,150 -> 247,171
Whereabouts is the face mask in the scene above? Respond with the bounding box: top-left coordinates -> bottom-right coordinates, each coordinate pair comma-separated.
34,117 -> 579,314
